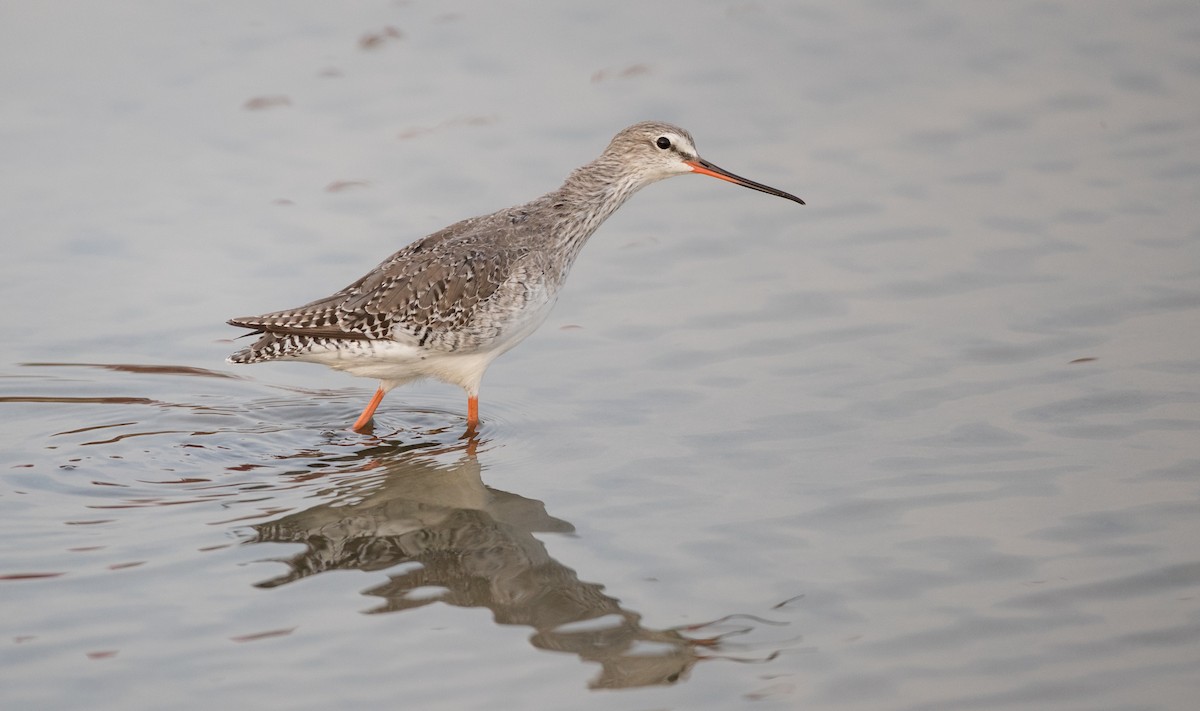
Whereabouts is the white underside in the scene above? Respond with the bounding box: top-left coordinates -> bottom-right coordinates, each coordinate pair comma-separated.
290,286 -> 558,396
294,341 -> 500,395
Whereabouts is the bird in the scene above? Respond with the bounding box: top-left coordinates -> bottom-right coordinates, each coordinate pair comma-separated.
227,121 -> 804,432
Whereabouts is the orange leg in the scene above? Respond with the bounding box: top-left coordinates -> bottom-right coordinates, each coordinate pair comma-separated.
467,395 -> 480,428
352,387 -> 386,433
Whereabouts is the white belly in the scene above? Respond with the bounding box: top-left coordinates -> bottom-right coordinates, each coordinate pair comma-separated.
292,284 -> 559,395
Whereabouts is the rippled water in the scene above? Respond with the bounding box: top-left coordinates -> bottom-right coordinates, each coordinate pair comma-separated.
3,2 -> 1200,709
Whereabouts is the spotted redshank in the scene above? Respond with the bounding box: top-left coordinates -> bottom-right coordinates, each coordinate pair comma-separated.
228,121 -> 803,431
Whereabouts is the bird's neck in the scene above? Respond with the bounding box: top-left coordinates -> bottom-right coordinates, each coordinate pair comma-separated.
544,156 -> 647,259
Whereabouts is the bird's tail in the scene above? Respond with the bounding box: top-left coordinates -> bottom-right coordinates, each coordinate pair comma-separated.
226,329 -> 283,364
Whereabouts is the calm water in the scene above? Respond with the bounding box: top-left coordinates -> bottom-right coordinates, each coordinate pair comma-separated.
3,2 -> 1200,709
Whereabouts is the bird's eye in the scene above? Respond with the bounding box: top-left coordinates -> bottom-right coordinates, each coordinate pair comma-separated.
656,136 -> 671,150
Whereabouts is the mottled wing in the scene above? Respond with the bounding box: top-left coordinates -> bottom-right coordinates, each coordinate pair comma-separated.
335,242 -> 530,344
228,218 -> 532,347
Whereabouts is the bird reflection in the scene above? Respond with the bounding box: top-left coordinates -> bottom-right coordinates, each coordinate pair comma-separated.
249,431 -> 715,689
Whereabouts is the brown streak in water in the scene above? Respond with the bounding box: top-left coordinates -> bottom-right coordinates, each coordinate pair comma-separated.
358,26 -> 402,49
81,431 -> 186,446
227,463 -> 265,472
231,628 -> 296,643
86,650 -> 119,660
0,396 -> 157,405
1,572 -> 64,581
592,63 -> 653,83
243,95 -> 290,111
744,682 -> 796,701
325,180 -> 369,193
53,422 -> 137,437
772,594 -> 805,610
21,362 -> 239,379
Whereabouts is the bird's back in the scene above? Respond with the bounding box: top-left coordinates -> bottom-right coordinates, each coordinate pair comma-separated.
228,199 -> 569,364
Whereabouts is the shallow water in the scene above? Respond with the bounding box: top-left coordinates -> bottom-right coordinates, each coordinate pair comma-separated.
3,2 -> 1200,709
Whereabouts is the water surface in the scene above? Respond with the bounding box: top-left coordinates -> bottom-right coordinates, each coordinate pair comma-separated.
3,2 -> 1199,709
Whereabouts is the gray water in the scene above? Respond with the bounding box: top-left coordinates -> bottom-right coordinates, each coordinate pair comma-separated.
3,2 -> 1199,709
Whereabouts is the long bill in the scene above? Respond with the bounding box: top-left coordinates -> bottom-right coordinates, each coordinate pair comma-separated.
685,157 -> 805,205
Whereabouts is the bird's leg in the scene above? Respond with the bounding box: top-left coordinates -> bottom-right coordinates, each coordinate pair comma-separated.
466,395 -> 480,429
352,387 -> 387,433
